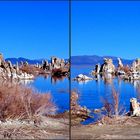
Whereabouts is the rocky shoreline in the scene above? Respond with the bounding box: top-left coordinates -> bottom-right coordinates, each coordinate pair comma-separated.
73,57 -> 140,82
0,53 -> 70,81
92,57 -> 140,81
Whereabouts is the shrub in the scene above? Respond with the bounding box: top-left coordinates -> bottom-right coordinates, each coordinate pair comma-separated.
120,65 -> 131,74
0,82 -> 55,121
102,88 -> 125,118
20,65 -> 43,75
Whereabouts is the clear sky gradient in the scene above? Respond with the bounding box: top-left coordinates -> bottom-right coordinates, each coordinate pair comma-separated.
72,1 -> 140,59
0,1 -> 69,59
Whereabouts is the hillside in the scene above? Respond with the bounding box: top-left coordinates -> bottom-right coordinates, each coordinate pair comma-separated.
71,55 -> 134,66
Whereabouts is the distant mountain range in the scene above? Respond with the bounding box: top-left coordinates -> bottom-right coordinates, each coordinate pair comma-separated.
5,57 -> 68,64
5,55 -> 135,66
71,55 -> 134,66
5,57 -> 46,64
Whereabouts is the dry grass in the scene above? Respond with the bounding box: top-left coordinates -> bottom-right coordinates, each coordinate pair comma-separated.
101,88 -> 125,118
52,68 -> 69,77
71,90 -> 90,125
102,98 -> 112,117
98,115 -> 129,125
20,65 -> 43,76
0,83 -> 69,139
112,88 -> 119,116
0,115 -> 69,139
71,90 -> 81,116
118,65 -> 131,74
123,65 -> 131,73
0,82 -> 55,121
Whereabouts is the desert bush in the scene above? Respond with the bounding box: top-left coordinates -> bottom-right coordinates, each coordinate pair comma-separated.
102,88 -> 125,118
112,88 -> 119,116
0,82 -> 55,121
20,65 -> 43,75
71,90 -> 80,116
71,90 -> 90,122
71,90 -> 80,107
52,68 -> 69,77
120,65 -> 131,74
101,98 -> 112,117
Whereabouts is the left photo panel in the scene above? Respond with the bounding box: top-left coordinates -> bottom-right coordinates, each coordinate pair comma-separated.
0,1 -> 69,139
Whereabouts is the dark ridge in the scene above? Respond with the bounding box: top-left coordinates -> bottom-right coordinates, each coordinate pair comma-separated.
71,55 -> 134,66
5,57 -> 69,65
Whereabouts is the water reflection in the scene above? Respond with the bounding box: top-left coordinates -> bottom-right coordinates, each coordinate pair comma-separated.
40,73 -> 69,84
51,75 -> 69,84
95,74 -> 100,82
72,65 -> 138,112
0,78 -> 33,86
134,80 -> 140,100
31,75 -> 69,113
101,73 -> 114,85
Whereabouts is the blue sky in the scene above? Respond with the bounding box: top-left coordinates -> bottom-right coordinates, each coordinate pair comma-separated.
0,1 -> 69,59
72,1 -> 140,59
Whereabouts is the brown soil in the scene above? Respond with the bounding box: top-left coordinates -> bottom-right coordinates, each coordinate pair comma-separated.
71,116 -> 140,139
0,116 -> 69,139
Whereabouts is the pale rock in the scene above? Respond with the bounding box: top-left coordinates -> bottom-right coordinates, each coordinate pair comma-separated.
130,98 -> 140,116
117,57 -> 123,68
100,58 -> 115,74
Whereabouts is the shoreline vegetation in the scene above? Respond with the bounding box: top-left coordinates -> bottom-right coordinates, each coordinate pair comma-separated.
0,82 -> 69,139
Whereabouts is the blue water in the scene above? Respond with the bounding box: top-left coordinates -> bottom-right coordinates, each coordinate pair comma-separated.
24,65 -> 140,124
30,75 -> 69,113
71,65 -> 140,124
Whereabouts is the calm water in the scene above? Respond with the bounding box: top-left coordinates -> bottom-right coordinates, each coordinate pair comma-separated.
28,75 -> 69,114
71,65 -> 140,124
23,65 -> 140,124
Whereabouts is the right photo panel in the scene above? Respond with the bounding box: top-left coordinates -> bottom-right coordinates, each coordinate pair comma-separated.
71,1 -> 140,139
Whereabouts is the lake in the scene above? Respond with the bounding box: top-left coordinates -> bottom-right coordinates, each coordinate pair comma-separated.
71,65 -> 140,124
22,65 -> 140,124
26,75 -> 69,114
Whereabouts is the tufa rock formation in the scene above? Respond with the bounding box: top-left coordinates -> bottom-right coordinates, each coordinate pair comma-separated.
73,74 -> 93,81
124,59 -> 140,80
100,58 -> 115,74
117,57 -> 123,69
0,53 -> 34,80
130,98 -> 140,116
131,58 -> 140,72
41,57 -> 69,74
90,57 -> 140,81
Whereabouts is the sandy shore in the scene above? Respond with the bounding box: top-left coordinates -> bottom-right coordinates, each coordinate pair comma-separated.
0,116 -> 69,139
71,116 -> 140,139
